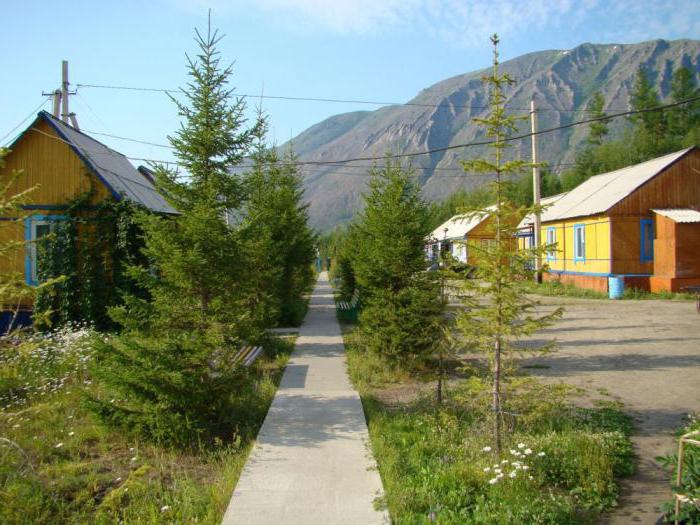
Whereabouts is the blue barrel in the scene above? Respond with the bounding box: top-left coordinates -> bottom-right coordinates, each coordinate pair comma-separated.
608,276 -> 624,299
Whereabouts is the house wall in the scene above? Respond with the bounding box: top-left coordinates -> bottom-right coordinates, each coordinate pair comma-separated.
609,149 -> 700,217
0,120 -> 112,280
540,216 -> 611,275
653,214 -> 677,278
609,216 -> 654,275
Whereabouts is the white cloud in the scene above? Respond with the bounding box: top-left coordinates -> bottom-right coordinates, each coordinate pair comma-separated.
172,0 -> 700,46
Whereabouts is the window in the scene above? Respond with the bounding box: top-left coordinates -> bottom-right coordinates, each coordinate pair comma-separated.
573,224 -> 585,262
640,219 -> 654,262
546,227 -> 557,261
25,215 -> 64,285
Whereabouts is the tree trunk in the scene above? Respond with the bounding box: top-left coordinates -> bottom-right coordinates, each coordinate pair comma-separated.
493,337 -> 502,455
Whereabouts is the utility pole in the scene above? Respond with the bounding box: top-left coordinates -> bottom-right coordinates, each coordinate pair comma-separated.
530,99 -> 542,281
51,89 -> 61,118
43,60 -> 78,128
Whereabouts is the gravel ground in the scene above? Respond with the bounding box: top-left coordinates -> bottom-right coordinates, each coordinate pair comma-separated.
521,296 -> 700,524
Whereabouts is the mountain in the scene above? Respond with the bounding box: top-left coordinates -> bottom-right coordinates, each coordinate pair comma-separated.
284,39 -> 700,231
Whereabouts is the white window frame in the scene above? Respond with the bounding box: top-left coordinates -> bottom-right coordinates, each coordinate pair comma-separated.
573,224 -> 586,262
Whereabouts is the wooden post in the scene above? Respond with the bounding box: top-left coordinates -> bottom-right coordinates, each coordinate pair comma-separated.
530,100 -> 542,281
52,89 -> 61,118
61,60 -> 69,123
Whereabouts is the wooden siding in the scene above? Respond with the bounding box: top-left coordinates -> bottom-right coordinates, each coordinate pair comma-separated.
609,216 -> 654,275
0,121 -> 113,280
1,119 -> 111,207
540,216 -> 611,275
609,149 -> 700,216
654,214 -> 700,279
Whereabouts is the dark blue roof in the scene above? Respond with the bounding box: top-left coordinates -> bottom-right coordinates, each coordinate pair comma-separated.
37,111 -> 177,214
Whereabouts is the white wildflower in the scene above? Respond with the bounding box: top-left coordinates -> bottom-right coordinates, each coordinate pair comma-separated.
55,442 -> 63,448
68,431 -> 75,436
509,471 -> 517,478
517,443 -> 526,449
161,505 -> 171,512
500,460 -> 508,465
489,478 -> 498,485
524,448 -> 532,455
538,451 -> 546,457
483,467 -> 491,473
482,446 -> 492,452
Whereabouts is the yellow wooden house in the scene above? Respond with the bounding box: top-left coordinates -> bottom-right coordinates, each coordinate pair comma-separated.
425,206 -> 501,264
0,111 -> 175,322
519,147 -> 700,293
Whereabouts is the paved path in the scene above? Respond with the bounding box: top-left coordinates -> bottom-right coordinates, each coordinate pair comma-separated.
522,296 -> 700,524
222,273 -> 388,525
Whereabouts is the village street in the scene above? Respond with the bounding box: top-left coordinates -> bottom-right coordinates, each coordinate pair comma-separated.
522,296 -> 700,524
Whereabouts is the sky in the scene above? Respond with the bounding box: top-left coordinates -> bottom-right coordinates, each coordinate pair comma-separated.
2,0 -> 699,164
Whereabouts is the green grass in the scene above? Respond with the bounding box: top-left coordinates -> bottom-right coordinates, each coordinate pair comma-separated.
345,334 -> 635,524
518,280 -> 696,301
0,327 -> 294,524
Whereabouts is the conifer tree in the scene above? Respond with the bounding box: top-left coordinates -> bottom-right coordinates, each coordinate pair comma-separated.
90,18 -> 265,446
242,120 -> 316,326
668,67 -> 700,142
351,161 -> 443,364
0,151 -> 54,333
456,35 -> 562,454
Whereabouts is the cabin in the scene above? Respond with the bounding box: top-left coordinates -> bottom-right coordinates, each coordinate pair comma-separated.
425,206 -> 497,264
525,147 -> 700,293
0,110 -> 176,326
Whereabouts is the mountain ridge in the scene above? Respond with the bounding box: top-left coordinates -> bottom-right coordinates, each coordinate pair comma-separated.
284,39 -> 700,231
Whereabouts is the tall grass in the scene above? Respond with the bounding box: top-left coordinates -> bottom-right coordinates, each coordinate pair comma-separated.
346,334 -> 634,524
0,327 -> 293,524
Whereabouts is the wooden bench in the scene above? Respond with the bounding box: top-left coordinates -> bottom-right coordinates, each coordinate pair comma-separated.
232,345 -> 264,367
336,289 -> 361,322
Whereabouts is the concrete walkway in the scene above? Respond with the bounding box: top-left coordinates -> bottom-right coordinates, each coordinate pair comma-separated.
222,273 -> 389,525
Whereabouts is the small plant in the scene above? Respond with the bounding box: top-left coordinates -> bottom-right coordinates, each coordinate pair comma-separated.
658,414 -> 700,523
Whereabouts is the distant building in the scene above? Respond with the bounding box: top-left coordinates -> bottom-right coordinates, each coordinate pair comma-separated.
425,206 -> 497,264
524,147 -> 700,293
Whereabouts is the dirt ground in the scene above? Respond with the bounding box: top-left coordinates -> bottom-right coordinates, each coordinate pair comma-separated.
520,296 -> 700,524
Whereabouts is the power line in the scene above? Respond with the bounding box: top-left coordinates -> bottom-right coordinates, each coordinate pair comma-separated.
286,94 -> 700,167
0,98 -> 51,146
25,93 -> 700,174
76,82 -> 630,113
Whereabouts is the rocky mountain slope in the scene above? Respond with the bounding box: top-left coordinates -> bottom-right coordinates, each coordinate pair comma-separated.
285,39 -> 700,230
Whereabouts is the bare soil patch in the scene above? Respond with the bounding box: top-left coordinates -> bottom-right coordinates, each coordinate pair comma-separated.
521,296 -> 700,524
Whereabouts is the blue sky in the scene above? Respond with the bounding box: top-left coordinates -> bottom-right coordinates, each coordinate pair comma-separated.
2,0 -> 699,164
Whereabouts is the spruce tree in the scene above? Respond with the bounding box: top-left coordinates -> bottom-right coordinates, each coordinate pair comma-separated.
242,121 -> 316,327
456,35 -> 562,454
668,67 -> 700,142
90,19 -> 265,447
351,161 -> 443,364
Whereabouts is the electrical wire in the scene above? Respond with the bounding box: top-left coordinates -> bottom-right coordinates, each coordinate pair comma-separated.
1,98 -> 51,146
76,82 -> 631,113
23,93 -> 700,175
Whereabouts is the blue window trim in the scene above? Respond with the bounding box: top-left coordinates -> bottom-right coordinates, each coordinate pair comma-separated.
573,223 -> 585,263
546,226 -> 557,261
24,214 -> 68,286
640,218 -> 653,262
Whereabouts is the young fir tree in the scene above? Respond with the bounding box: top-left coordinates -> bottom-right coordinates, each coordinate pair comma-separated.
456,35 -> 562,454
668,67 -> 700,143
242,120 -> 316,327
351,161 -> 443,364
0,150 -> 56,333
90,19 -> 265,446
629,66 -> 667,156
